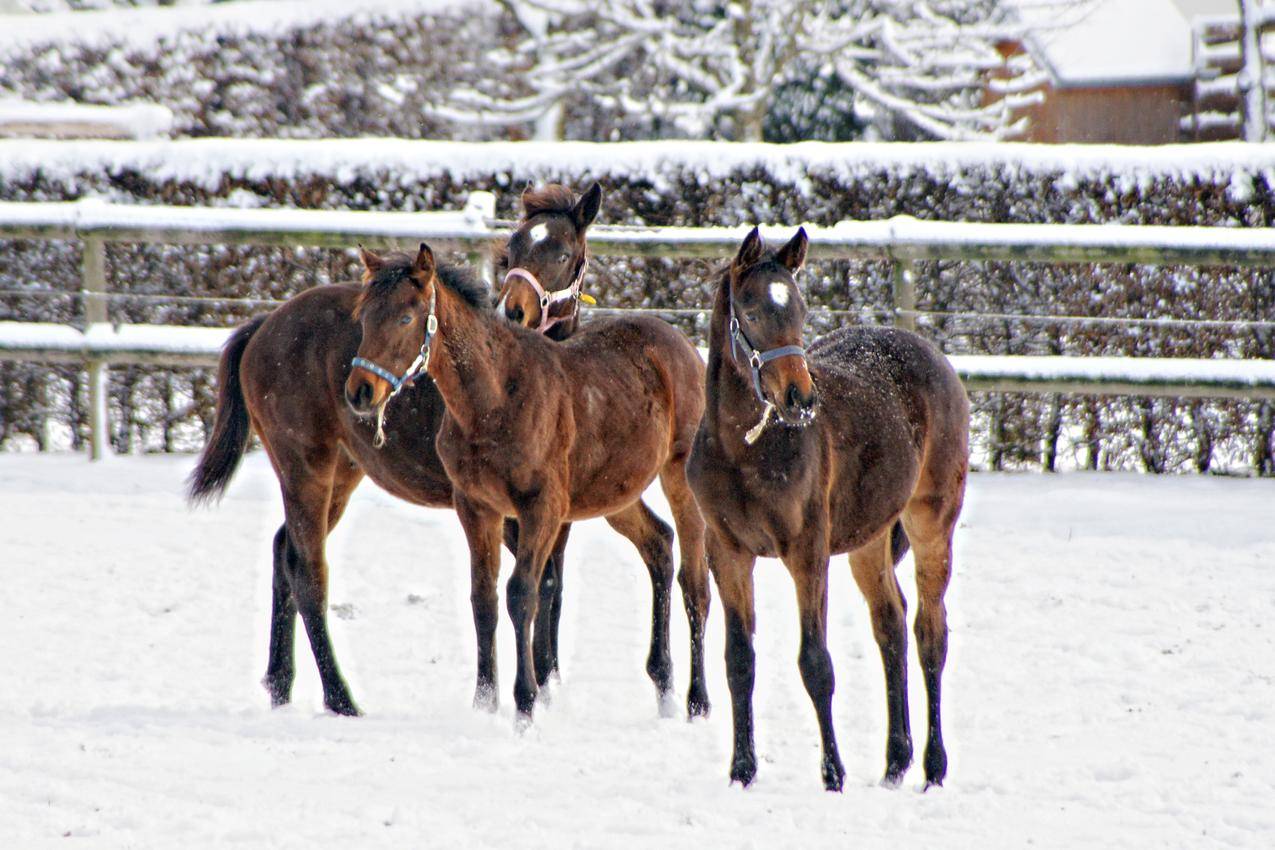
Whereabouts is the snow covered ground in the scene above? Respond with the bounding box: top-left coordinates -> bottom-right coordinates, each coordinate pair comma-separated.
1,452 -> 1272,848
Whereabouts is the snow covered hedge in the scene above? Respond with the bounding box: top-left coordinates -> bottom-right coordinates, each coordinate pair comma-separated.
2,139 -> 1273,473
0,0 -> 493,140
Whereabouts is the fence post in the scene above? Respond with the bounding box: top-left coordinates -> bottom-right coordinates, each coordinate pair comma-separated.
463,190 -> 497,285
82,235 -> 110,461
890,256 -> 917,333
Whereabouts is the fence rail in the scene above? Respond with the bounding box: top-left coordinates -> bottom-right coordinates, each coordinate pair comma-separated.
3,196 -> 1275,459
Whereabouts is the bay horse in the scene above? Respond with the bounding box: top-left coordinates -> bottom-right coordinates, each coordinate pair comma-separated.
187,185 -> 602,716
686,227 -> 969,791
345,242 -> 711,721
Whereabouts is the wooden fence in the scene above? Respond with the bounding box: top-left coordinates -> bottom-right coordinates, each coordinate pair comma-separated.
4,195 -> 1275,459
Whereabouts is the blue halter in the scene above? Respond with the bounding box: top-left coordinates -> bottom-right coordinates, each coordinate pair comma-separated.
728,299 -> 807,406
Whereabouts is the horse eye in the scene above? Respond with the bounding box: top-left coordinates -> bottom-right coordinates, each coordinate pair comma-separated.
558,253 -> 569,264
399,314 -> 413,326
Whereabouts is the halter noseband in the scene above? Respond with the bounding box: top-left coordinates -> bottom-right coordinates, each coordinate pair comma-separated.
497,255 -> 588,334
727,298 -> 807,407
350,286 -> 438,399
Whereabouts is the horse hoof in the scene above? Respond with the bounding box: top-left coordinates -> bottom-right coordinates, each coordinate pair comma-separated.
325,698 -> 362,717
729,754 -> 757,788
513,711 -> 534,734
922,778 -> 944,792
823,759 -> 846,792
924,747 -> 948,788
686,692 -> 711,720
657,690 -> 679,719
262,675 -> 293,708
881,767 -> 906,789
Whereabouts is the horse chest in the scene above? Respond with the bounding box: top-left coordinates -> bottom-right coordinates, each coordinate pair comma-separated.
690,444 -> 816,559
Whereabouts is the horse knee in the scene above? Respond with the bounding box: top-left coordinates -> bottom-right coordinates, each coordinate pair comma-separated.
914,602 -> 949,672
797,637 -> 835,699
506,573 -> 535,623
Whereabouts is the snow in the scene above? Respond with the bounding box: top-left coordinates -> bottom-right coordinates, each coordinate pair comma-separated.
0,100 -> 173,139
1,452 -> 1273,847
3,138 -> 1275,197
950,354 -> 1275,390
0,0 -> 478,59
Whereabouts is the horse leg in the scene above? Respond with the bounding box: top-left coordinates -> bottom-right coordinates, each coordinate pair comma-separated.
539,525 -> 570,686
706,531 -> 758,785
660,460 -> 711,718
507,496 -> 564,720
605,501 -> 675,707
264,452 -> 363,709
784,544 -> 845,791
458,495 -> 504,712
503,520 -> 570,689
903,491 -> 962,789
263,523 -> 297,707
849,528 -> 913,785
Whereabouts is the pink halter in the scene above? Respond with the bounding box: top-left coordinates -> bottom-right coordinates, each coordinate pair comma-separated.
497,257 -> 588,334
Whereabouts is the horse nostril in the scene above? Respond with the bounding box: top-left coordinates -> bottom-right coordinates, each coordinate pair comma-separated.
352,382 -> 372,410
786,384 -> 801,410
509,305 -> 525,324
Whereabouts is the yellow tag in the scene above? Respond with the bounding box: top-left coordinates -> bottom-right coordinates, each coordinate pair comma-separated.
579,293 -> 597,305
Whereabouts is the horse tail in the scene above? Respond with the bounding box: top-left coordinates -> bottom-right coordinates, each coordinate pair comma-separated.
187,314 -> 267,505
890,519 -> 910,566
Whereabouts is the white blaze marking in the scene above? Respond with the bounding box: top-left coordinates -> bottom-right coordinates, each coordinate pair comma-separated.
768,282 -> 790,307
529,223 -> 550,244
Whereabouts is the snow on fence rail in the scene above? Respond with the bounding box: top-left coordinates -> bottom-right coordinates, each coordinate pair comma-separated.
3,197 -> 1275,459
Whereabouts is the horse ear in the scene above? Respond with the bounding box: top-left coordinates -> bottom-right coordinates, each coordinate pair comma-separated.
358,245 -> 384,277
572,181 -> 602,230
413,242 -> 436,276
777,227 -> 808,275
732,226 -> 765,273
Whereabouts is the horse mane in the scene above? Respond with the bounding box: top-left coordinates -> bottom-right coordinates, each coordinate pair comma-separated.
354,252 -> 491,317
493,184 -> 582,275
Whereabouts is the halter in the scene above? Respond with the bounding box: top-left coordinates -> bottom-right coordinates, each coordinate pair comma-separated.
496,255 -> 589,334
350,286 -> 438,447
727,299 -> 807,407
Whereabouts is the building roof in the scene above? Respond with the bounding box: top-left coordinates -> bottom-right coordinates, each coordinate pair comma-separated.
1019,0 -> 1235,89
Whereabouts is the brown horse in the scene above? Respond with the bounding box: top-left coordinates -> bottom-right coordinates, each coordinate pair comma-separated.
186,185 -> 601,716
686,227 -> 969,791
345,243 -> 711,721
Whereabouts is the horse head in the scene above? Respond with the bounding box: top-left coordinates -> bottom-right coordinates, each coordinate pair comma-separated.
345,244 -> 438,423
496,182 -> 601,337
726,226 -> 818,427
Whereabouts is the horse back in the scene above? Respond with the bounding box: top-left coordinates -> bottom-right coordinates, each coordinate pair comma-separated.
555,315 -> 705,513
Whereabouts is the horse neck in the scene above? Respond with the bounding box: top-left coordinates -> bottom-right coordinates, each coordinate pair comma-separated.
427,280 -> 507,431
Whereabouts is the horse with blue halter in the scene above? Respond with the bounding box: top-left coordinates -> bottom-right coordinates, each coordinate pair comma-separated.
687,227 -> 969,791
346,241 -> 712,722
187,185 -> 601,716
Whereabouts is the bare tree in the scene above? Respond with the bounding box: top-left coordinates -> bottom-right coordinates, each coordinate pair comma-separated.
428,0 -> 1052,141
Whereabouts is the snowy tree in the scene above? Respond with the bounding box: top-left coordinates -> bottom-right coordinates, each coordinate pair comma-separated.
427,0 -> 1057,141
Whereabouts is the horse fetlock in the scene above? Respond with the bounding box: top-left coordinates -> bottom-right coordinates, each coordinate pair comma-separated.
645,650 -> 674,694
924,738 -> 948,787
686,688 -> 711,720
885,732 -> 914,785
261,671 -> 294,707
473,680 -> 499,713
